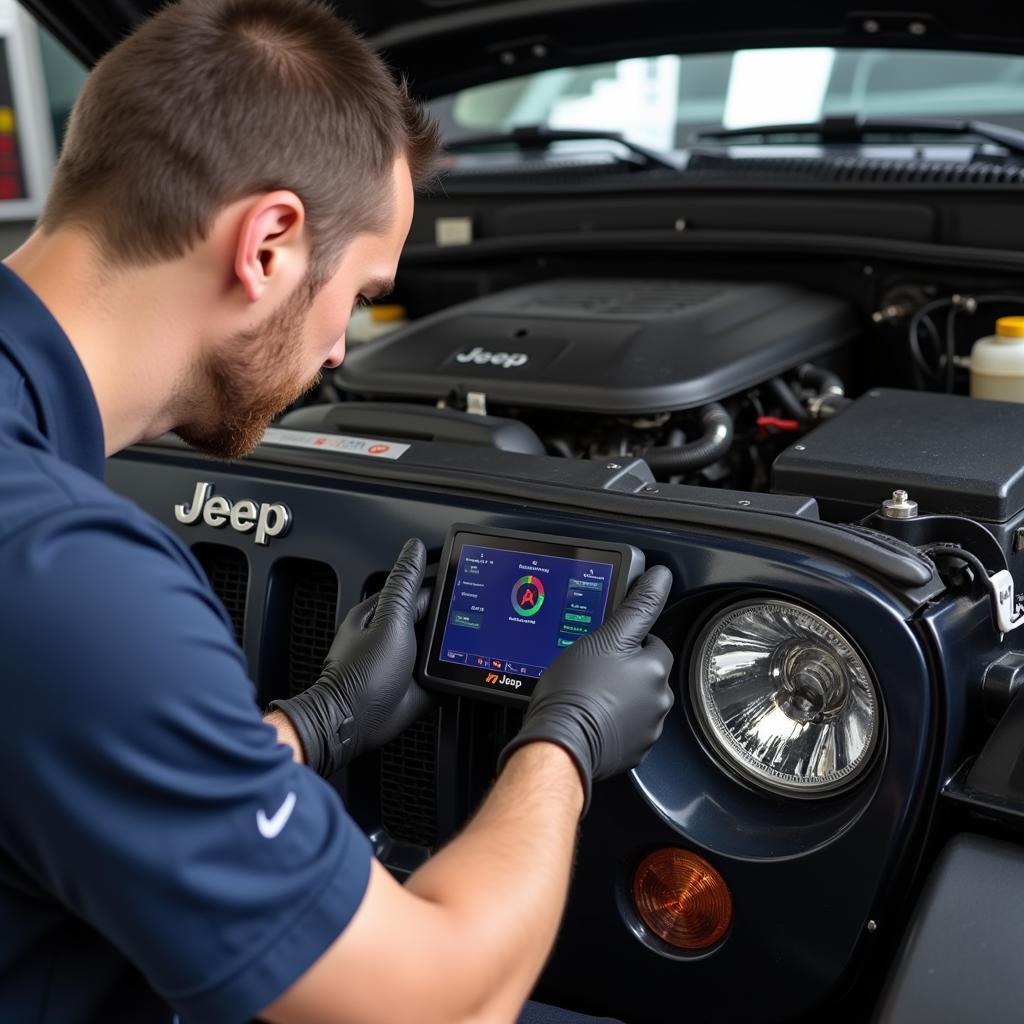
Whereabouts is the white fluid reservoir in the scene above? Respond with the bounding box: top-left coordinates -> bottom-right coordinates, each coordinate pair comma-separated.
970,316 -> 1024,403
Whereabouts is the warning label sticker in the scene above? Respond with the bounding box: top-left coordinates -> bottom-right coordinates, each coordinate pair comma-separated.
261,428 -> 410,460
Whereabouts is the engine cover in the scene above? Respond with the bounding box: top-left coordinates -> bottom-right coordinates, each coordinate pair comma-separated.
335,278 -> 857,414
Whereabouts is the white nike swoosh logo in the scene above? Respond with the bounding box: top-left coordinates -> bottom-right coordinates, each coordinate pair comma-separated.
257,791 -> 296,839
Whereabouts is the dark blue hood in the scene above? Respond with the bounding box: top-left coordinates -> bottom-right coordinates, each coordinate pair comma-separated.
18,0 -> 1023,97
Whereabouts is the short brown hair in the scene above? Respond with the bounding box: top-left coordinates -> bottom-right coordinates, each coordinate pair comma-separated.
39,0 -> 439,281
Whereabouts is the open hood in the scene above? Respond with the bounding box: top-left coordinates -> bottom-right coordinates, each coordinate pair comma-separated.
18,0 -> 1024,97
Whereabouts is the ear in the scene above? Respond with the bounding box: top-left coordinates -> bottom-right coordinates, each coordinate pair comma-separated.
233,191 -> 308,304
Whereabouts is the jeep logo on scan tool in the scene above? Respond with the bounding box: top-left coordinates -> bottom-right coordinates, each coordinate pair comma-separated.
454,346 -> 529,370
174,482 -> 291,546
485,671 -> 524,691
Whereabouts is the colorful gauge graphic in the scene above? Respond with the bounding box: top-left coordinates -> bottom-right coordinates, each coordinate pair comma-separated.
511,574 -> 546,617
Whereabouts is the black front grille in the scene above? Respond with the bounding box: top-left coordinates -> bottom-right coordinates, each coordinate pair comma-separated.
192,543 -> 248,645
286,561 -> 338,697
379,709 -> 441,848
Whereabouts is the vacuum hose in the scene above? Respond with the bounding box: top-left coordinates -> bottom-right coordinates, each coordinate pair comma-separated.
766,377 -> 809,423
796,363 -> 844,396
644,403 -> 734,476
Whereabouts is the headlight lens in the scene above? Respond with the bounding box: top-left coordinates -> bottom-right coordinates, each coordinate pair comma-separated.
692,599 -> 879,796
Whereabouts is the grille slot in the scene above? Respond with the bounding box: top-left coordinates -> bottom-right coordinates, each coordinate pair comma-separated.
192,543 -> 248,645
285,561 -> 339,698
379,709 -> 441,848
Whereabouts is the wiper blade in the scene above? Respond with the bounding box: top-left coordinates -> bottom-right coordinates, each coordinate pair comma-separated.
697,115 -> 1024,157
444,125 -> 677,171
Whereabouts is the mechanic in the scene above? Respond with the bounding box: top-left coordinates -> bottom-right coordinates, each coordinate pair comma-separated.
0,1 -> 675,1022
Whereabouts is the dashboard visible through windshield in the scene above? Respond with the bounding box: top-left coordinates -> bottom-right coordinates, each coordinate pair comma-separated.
432,48 -> 1024,153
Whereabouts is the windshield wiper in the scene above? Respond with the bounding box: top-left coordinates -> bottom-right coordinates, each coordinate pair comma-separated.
696,116 -> 1024,158
444,125 -> 677,171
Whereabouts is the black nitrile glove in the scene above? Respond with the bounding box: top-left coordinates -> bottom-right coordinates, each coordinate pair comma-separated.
497,566 -> 675,815
269,538 -> 433,777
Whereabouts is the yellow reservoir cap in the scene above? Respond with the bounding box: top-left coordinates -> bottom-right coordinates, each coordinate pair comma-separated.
370,304 -> 406,323
996,316 -> 1024,339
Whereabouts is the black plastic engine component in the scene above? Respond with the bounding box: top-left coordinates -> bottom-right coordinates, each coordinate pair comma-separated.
335,278 -> 857,415
773,388 -> 1024,522
877,835 -> 1024,1024
279,402 -> 546,455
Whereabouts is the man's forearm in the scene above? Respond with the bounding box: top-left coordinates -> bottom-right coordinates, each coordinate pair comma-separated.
268,706 -> 584,1019
261,738 -> 584,1024
407,740 -> 584,1022
264,709 -> 305,764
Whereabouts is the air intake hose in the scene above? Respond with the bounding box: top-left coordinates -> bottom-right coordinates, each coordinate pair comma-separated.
643,403 -> 734,476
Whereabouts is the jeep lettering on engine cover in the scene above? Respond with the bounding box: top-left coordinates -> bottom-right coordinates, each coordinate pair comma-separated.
174,481 -> 291,546
454,346 -> 529,369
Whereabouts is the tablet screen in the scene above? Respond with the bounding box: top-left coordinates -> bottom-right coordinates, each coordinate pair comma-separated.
424,528 -> 637,701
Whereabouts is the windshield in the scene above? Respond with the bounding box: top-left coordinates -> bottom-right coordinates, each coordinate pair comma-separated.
432,48 -> 1024,152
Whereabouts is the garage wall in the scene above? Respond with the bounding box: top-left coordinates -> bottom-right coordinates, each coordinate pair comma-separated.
0,3 -> 86,258
0,220 -> 32,255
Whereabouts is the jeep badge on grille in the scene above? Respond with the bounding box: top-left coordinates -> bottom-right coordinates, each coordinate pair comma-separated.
174,481 -> 291,546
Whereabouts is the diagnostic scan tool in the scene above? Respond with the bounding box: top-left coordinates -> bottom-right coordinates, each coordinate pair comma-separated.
422,525 -> 644,703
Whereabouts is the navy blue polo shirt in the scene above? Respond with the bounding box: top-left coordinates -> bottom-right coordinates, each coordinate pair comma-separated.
0,264 -> 372,1023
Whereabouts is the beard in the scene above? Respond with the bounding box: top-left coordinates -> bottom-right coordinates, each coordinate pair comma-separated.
175,277 -> 324,460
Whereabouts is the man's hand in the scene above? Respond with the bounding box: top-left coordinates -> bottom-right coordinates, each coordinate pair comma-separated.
269,538 -> 432,776
498,565 -> 675,813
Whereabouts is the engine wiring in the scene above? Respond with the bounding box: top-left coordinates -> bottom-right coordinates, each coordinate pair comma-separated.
921,542 -> 992,592
922,543 -> 1024,634
906,292 -> 1024,391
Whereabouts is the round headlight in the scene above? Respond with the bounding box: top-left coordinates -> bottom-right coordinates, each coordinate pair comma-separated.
691,599 -> 879,797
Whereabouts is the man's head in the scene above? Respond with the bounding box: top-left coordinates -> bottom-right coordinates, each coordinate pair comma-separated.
178,160 -> 417,457
37,0 -> 439,457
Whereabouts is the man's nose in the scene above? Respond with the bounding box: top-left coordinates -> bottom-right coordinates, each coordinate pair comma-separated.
323,335 -> 346,369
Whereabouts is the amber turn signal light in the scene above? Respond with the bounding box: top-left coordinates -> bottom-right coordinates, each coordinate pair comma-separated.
632,848 -> 732,950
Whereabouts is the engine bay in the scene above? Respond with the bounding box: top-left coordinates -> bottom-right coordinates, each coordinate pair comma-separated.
335,277 -> 856,414
332,275 -> 855,476
304,265 -> 1024,537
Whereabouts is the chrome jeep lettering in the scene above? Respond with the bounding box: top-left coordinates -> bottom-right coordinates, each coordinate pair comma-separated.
228,500 -> 258,533
254,503 -> 291,546
202,495 -> 231,528
174,482 -> 291,545
174,481 -> 209,525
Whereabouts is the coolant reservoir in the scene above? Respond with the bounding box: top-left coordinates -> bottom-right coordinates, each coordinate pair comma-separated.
970,316 -> 1024,402
346,304 -> 408,346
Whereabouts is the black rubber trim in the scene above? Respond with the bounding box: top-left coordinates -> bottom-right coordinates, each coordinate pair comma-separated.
120,437 -> 937,591
431,173 -> 1024,198
685,152 -> 1024,185
400,227 -> 1024,274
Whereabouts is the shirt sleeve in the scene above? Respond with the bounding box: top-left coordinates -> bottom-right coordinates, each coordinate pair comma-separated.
0,502 -> 372,1024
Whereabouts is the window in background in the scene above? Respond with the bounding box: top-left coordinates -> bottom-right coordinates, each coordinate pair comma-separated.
0,0 -> 61,220
440,47 -> 1024,150
36,24 -> 85,151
